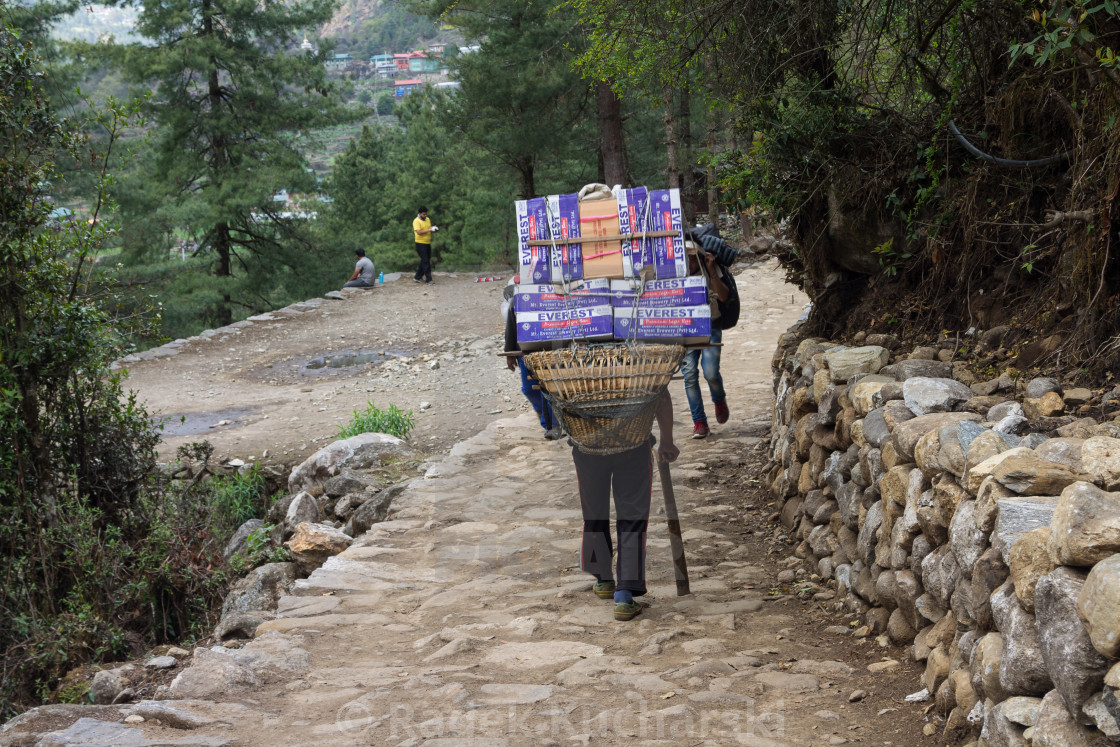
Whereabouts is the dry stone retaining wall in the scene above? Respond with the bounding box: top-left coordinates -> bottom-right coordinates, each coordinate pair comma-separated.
767,327 -> 1120,745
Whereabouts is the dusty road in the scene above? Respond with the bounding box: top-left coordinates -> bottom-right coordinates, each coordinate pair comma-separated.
49,258 -> 947,747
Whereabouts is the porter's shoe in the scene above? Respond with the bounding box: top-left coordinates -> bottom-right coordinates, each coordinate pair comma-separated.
592,580 -> 616,599
691,420 -> 710,439
614,601 -> 644,621
544,426 -> 564,441
714,400 -> 730,424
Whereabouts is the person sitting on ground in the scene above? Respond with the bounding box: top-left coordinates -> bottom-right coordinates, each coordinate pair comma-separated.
574,389 -> 678,621
502,277 -> 562,440
343,248 -> 376,289
681,236 -> 738,439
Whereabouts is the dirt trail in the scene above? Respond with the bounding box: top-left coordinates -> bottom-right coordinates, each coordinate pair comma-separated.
89,259 -> 942,746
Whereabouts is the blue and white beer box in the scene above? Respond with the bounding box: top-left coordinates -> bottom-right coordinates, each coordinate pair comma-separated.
515,197 -> 551,283
616,186 -> 650,278
609,277 -> 708,308
647,188 -> 687,279
516,304 -> 614,347
613,304 -> 711,345
513,279 -> 612,313
547,192 -> 583,283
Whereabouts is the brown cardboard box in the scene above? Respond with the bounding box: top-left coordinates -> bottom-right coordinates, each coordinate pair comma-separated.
578,198 -> 624,279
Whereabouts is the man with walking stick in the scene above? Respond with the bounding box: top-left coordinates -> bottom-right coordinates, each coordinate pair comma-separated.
573,390 -> 680,621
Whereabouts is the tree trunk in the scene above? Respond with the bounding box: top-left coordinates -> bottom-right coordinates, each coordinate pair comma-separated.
597,81 -> 628,187
663,91 -> 678,189
679,87 -> 695,226
214,221 -> 233,326
706,108 -> 720,230
517,156 -> 535,200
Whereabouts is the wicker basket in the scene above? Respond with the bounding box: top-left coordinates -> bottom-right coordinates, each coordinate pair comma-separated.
524,343 -> 685,454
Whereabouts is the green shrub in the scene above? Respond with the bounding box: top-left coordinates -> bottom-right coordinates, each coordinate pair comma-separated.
337,402 -> 414,439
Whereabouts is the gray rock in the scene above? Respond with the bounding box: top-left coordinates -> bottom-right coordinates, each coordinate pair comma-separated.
958,420 -> 988,451
992,497 -> 1059,565
322,469 -> 370,498
879,359 -> 953,380
822,346 -> 890,383
949,500 -> 987,570
214,610 -> 270,640
169,648 -> 259,699
221,563 -> 298,618
90,668 -> 126,705
332,491 -> 367,520
977,325 -> 1010,352
989,401 -> 1025,422
1034,437 -> 1085,471
1036,567 -> 1111,716
1048,481 -> 1120,566
892,412 -> 983,462
1077,554 -> 1120,658
284,491 -> 320,534
222,519 -> 265,561
992,454 -> 1087,496
990,582 -> 1053,695
145,656 -> 177,669
1030,689 -> 1096,746
1002,696 -> 1044,726
266,494 -> 294,524
33,717 -> 233,747
1025,377 -> 1063,399
903,377 -> 974,415
995,414 -> 1030,436
1082,437 -> 1120,491
983,700 -> 1029,746
857,501 -> 883,564
971,547 -> 1009,631
862,408 -> 892,448
1082,691 -> 1120,740
342,487 -> 401,537
288,433 -> 412,494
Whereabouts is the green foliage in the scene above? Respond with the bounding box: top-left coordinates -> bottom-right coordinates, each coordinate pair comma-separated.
376,92 -> 396,116
0,30 -> 278,717
337,402 -> 415,439
104,0 -> 358,332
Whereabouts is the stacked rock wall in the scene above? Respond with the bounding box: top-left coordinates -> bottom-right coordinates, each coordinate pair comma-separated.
767,329 -> 1120,744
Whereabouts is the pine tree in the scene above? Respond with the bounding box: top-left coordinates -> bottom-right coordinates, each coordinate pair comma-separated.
110,0 -> 350,326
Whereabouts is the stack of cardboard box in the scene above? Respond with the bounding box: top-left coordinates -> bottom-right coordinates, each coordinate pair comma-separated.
514,187 -> 709,350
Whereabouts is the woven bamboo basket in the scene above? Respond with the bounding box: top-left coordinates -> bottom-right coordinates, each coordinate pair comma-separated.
523,343 -> 685,454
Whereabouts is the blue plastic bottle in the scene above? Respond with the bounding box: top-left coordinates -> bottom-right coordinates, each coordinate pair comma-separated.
378,271 -> 384,284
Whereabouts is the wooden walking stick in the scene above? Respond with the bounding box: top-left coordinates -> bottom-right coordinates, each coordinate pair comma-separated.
655,449 -> 690,596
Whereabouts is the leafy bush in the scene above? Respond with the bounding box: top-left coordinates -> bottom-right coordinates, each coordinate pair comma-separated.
337,402 -> 414,439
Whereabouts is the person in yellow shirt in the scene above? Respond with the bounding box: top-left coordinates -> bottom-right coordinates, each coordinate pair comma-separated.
412,206 -> 437,284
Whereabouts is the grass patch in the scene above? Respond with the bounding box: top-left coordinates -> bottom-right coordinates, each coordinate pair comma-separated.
337,402 -> 414,440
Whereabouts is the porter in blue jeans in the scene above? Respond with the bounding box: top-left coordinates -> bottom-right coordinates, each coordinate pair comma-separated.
681,328 -> 726,438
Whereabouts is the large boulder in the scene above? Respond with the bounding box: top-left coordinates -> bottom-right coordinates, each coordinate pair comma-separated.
223,518 -> 265,561
992,497 -> 1058,565
892,412 -> 982,463
903,377 -> 974,416
991,454 -> 1089,496
284,491 -> 320,535
221,563 -> 298,618
1082,437 -> 1120,491
285,522 -> 353,572
990,582 -> 1052,695
1030,689 -> 1096,746
288,433 -> 412,494
878,359 -> 952,380
1047,482 -> 1120,566
1035,567 -> 1111,717
1008,528 -> 1053,614
821,346 -> 890,383
342,485 -> 404,537
168,647 -> 260,699
1076,554 -> 1120,658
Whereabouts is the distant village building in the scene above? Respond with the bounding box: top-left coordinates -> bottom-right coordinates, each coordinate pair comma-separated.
324,52 -> 352,71
394,79 -> 423,98
371,53 -> 396,79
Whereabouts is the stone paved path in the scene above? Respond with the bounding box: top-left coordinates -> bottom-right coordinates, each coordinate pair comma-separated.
7,261 -> 936,746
